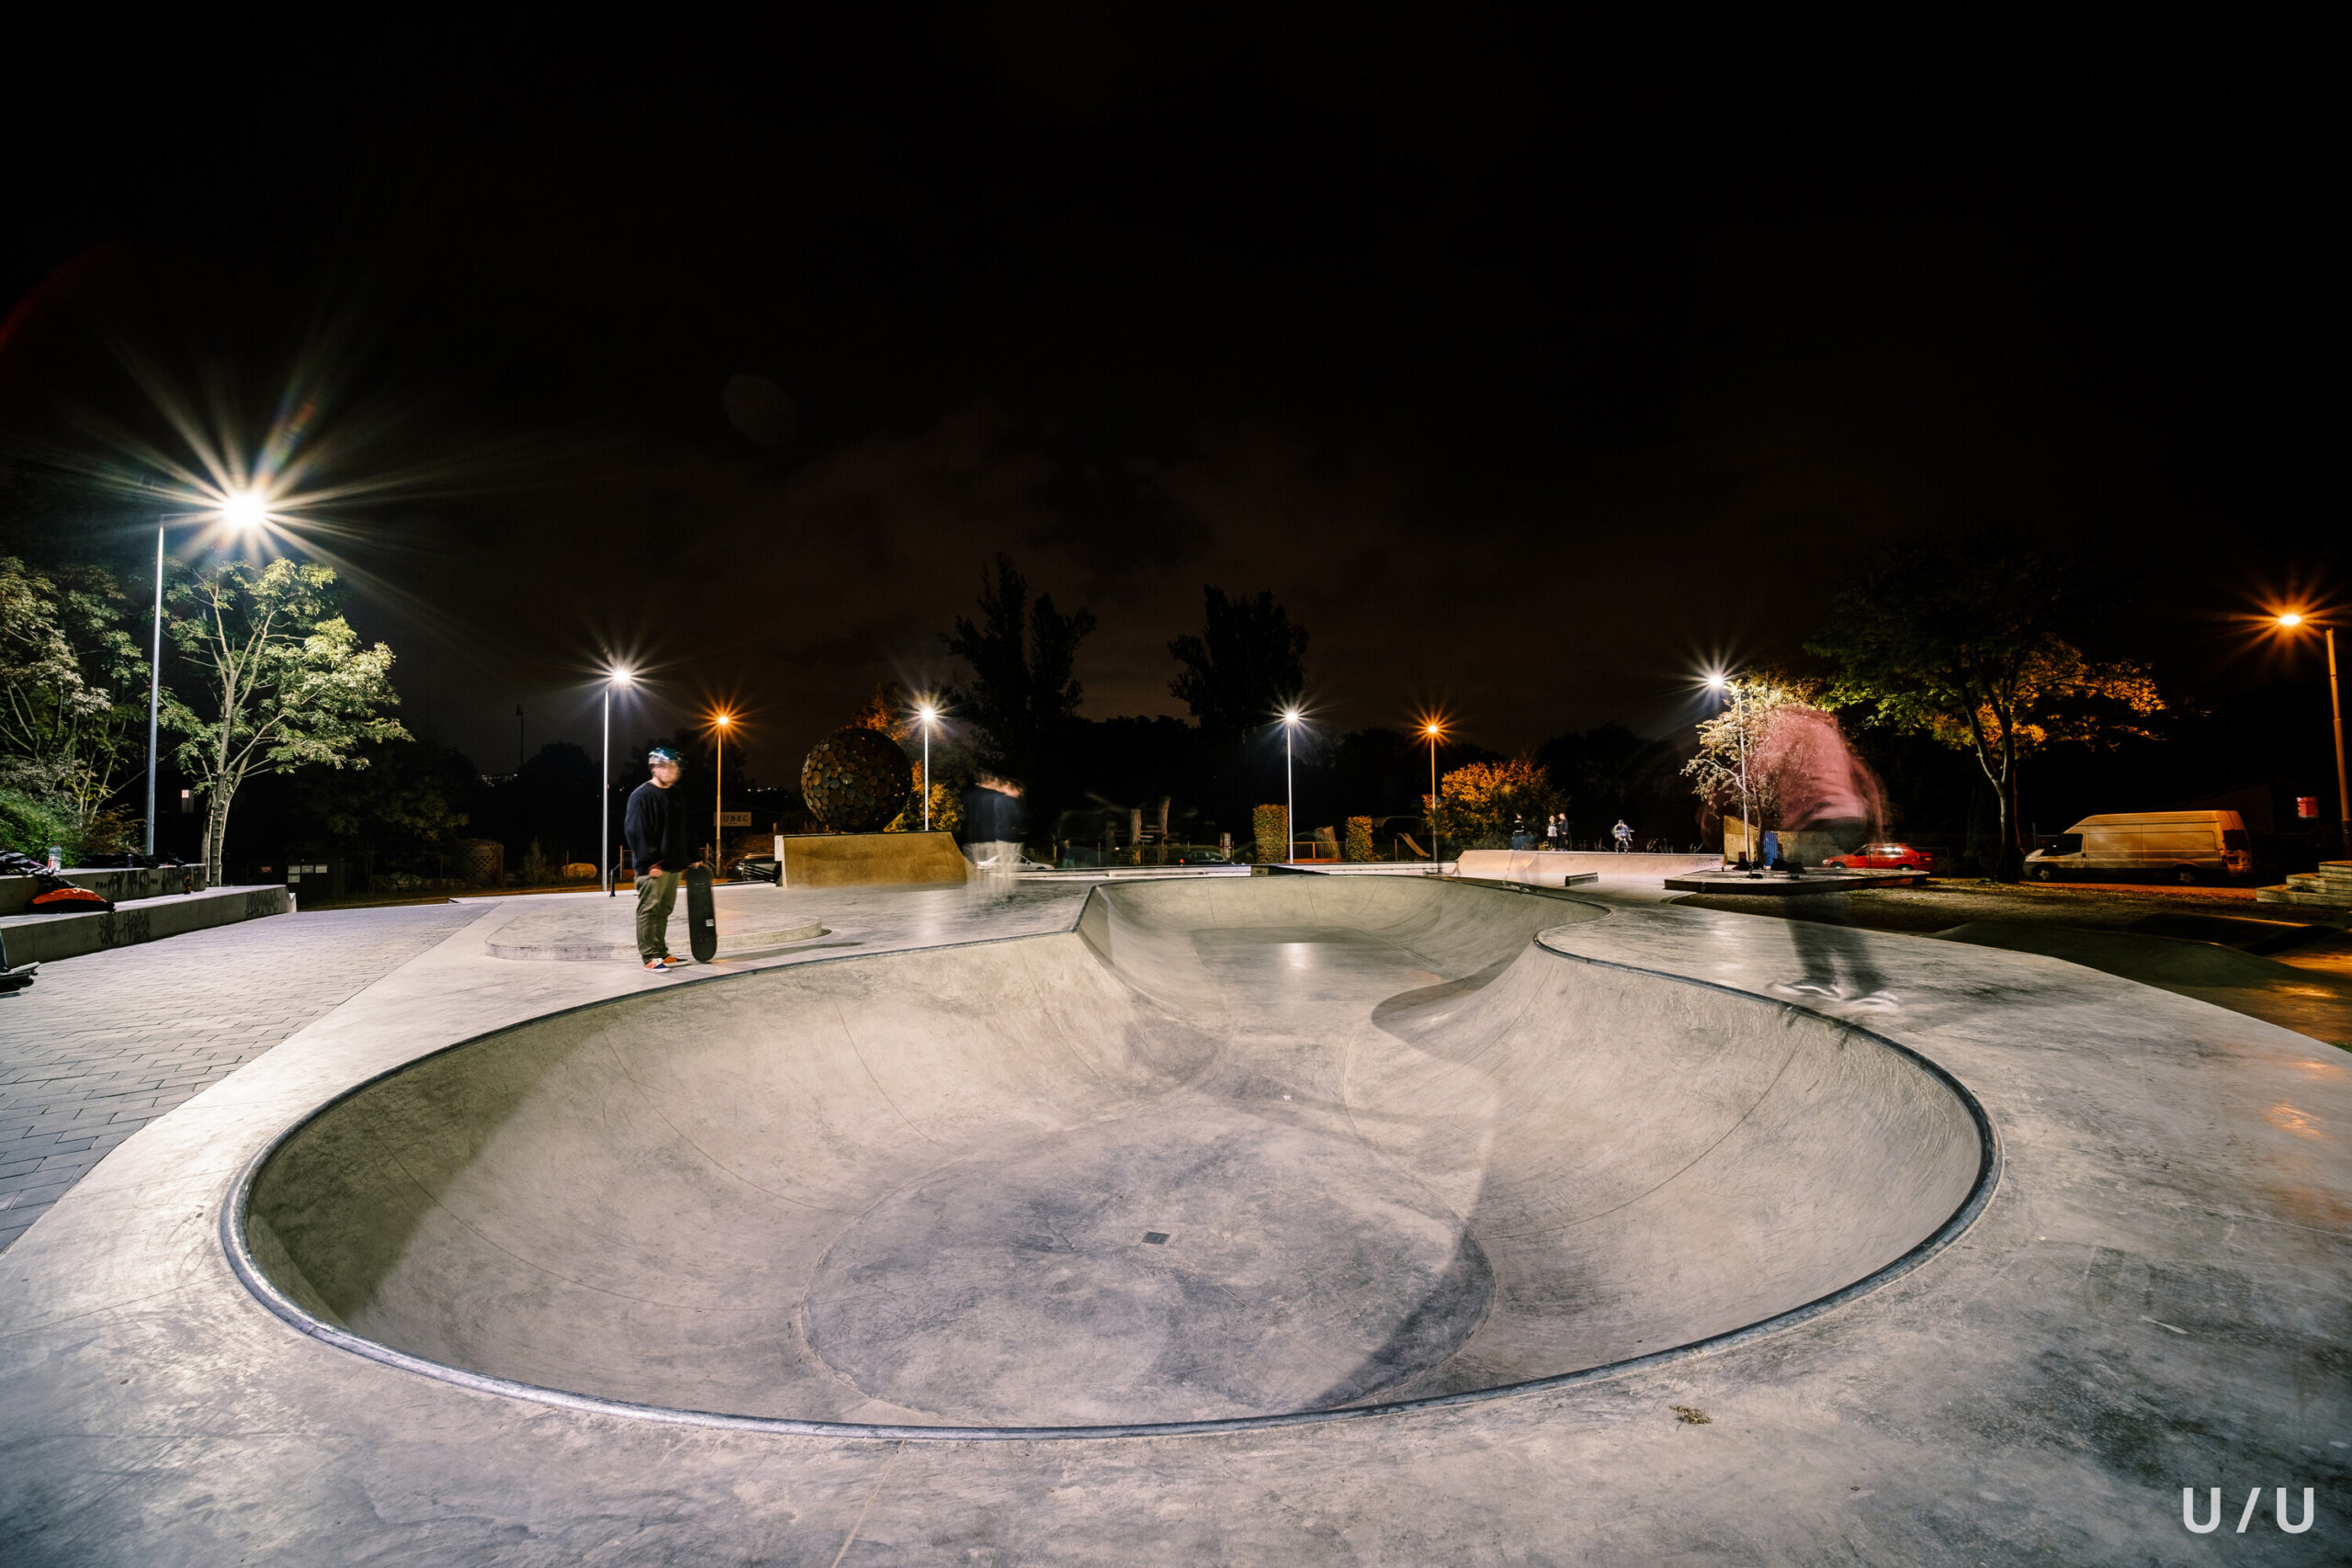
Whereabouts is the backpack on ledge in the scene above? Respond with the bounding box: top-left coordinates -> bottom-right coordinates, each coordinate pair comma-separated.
0,852 -> 113,915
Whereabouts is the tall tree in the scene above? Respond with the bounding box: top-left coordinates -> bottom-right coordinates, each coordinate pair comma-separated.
942,555 -> 1095,827
1168,586 -> 1309,747
1809,536 -> 2163,878
162,559 -> 407,879
0,557 -> 146,842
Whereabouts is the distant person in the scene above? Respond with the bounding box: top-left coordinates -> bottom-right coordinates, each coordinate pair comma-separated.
1612,818 -> 1633,852
624,746 -> 704,972
1511,813 -> 1531,851
1544,814 -> 1560,850
960,771 -> 1028,897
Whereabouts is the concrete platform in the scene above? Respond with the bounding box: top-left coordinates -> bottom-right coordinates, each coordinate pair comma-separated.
777,829 -> 967,887
0,883 -> 288,964
1,875 -> 2345,1563
481,883 -> 828,961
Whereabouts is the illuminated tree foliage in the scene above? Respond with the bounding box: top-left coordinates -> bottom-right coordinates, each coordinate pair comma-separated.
1809,536 -> 2163,878
162,559 -> 407,879
0,557 -> 146,847
1430,756 -> 1564,850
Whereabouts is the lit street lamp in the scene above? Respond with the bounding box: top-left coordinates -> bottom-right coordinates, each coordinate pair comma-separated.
2274,613 -> 2351,852
1705,671 -> 1756,865
1422,718 -> 1445,869
914,703 -> 939,830
1281,707 -> 1303,863
602,667 -> 634,895
145,491 -> 266,855
711,710 -> 735,867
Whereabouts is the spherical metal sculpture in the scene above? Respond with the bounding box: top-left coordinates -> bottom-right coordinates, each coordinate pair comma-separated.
800,728 -> 911,833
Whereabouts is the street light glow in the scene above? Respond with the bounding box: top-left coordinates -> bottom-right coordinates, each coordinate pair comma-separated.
218,489 -> 268,530
609,667 -> 634,686
712,710 -> 733,728
1281,707 -> 1303,725
2278,611 -> 2306,628
916,705 -> 938,724
1703,671 -> 1729,690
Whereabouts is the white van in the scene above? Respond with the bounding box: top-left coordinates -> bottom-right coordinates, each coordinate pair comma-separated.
2023,810 -> 2252,884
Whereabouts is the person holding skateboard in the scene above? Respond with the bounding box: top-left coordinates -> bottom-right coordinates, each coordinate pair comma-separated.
625,746 -> 705,971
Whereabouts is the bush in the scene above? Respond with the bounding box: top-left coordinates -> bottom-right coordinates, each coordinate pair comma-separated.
1345,816 -> 1376,862
0,785 -> 82,863
1252,803 -> 1286,863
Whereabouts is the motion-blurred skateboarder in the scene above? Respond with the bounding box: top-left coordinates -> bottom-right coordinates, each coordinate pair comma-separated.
1611,818 -> 1633,851
625,746 -> 706,971
960,771 -> 1027,898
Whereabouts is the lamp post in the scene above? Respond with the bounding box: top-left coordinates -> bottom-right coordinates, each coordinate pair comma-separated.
602,667 -> 633,896
1280,707 -> 1303,863
1706,672 -> 1754,865
2276,613 -> 2351,852
1422,719 -> 1444,868
144,491 -> 266,856
711,711 -> 733,867
915,705 -> 938,830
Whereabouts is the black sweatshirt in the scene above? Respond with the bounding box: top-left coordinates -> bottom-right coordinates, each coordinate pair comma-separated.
625,780 -> 692,874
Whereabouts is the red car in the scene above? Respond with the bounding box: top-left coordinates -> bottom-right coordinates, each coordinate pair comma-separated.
1825,842 -> 1936,874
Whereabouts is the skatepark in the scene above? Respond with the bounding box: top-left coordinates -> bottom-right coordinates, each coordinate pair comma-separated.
2,867 -> 2345,1562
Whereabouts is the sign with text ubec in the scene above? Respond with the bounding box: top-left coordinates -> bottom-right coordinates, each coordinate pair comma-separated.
718,811 -> 753,828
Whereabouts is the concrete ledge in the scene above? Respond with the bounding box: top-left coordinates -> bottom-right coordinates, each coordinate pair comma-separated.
0,864 -> 205,915
1458,850 -> 1716,886
779,830 -> 968,888
0,883 -> 289,962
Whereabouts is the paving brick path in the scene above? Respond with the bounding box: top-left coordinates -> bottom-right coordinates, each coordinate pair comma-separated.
0,904 -> 482,1252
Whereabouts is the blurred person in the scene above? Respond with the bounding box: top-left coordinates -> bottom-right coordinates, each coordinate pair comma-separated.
960,771 -> 1028,898
1612,818 -> 1633,851
1753,707 -> 1883,858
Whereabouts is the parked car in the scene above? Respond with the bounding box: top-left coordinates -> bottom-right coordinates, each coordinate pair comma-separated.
1824,842 -> 1937,873
2022,810 -> 2251,884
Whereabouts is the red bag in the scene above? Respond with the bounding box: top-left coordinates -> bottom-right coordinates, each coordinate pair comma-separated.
24,876 -> 111,915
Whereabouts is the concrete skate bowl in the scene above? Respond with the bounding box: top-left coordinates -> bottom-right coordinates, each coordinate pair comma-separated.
231,875 -> 1995,1438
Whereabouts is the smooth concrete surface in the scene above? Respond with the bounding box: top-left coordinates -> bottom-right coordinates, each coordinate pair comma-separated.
1,876 -> 2346,1563
481,882 -> 831,961
0,883 -> 288,963
779,830 -> 968,887
1937,919 -> 2352,1048
240,877 -> 1982,1430
475,879 -> 1079,965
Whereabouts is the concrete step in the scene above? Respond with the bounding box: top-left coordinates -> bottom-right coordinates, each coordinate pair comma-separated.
0,884 -> 290,964
2256,885 -> 2352,908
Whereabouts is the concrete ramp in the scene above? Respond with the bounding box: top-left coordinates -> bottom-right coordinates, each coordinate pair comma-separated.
240,875 -> 1989,1433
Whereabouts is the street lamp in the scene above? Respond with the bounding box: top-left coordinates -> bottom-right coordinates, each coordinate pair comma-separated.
2275,613 -> 2351,852
1280,707 -> 1303,863
710,710 -> 734,868
602,666 -> 633,895
1422,718 -> 1445,869
914,703 -> 939,830
1705,671 -> 1756,866
144,490 -> 267,855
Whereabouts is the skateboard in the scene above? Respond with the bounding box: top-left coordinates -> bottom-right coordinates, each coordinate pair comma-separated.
685,864 -> 718,963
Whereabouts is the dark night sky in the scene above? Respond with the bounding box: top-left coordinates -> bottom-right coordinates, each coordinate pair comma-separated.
0,9 -> 2337,783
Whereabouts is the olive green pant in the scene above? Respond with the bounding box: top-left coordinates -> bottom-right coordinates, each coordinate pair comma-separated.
635,869 -> 681,961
